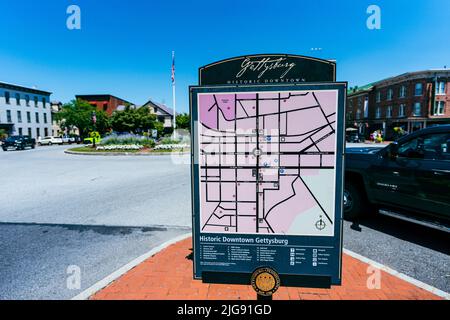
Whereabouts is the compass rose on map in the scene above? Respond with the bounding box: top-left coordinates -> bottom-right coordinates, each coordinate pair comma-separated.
315,216 -> 326,231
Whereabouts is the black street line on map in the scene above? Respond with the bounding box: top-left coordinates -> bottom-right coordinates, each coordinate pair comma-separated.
312,92 -> 335,133
264,177 -> 300,220
238,100 -> 250,117
218,104 -> 321,122
298,176 -> 333,225
298,131 -> 335,154
236,92 -> 309,102
201,91 -> 336,234
255,93 -> 260,233
234,94 -> 239,233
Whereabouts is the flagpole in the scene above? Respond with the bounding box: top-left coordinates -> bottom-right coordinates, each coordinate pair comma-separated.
172,51 -> 177,140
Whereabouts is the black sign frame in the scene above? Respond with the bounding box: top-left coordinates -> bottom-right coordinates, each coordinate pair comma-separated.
199,54 -> 336,86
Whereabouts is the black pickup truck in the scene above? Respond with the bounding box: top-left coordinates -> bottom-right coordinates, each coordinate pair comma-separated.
1,136 -> 36,151
345,125 -> 450,232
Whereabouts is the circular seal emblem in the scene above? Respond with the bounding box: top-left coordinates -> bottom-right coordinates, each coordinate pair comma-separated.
251,268 -> 280,297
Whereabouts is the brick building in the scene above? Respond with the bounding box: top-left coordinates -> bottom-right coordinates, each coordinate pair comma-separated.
75,94 -> 133,115
347,69 -> 450,139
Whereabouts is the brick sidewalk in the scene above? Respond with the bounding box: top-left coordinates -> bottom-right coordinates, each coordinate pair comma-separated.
91,238 -> 442,300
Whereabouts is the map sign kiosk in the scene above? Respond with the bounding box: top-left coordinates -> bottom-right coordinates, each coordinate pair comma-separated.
190,54 -> 346,297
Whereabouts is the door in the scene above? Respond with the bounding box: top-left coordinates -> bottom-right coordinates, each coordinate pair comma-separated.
369,145 -> 420,211
412,132 -> 450,220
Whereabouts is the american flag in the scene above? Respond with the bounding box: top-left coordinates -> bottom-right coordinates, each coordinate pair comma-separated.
171,51 -> 175,84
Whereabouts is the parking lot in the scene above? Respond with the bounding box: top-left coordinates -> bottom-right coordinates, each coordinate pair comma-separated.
0,144 -> 448,299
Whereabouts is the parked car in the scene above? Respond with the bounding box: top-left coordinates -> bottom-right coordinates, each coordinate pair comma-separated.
2,136 -> 36,151
38,136 -> 64,146
61,135 -> 76,144
345,125 -> 450,232
346,132 -> 364,143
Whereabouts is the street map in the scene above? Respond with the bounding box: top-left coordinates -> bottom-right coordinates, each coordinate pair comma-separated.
197,89 -> 339,237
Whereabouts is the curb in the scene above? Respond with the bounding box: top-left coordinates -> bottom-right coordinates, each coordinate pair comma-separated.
64,150 -> 190,157
71,233 -> 192,300
343,249 -> 449,300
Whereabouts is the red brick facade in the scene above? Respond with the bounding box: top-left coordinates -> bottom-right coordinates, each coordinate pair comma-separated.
75,95 -> 133,116
347,70 -> 450,139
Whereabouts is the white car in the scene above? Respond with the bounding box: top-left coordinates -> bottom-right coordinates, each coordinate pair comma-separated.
38,136 -> 64,146
61,135 -> 76,144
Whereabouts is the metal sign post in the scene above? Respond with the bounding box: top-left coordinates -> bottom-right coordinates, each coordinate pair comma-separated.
190,54 -> 346,299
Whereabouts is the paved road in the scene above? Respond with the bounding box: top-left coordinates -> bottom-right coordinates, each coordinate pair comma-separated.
0,223 -> 188,300
0,145 -> 448,298
0,145 -> 191,299
0,145 -> 191,227
343,216 -> 449,293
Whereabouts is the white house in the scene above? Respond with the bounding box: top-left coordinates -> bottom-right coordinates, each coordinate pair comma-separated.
0,81 -> 52,139
141,99 -> 176,128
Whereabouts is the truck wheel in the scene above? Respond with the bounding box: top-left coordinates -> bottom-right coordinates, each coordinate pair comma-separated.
344,183 -> 364,220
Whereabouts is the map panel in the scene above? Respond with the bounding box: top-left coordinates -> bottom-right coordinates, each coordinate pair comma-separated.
197,90 -> 339,236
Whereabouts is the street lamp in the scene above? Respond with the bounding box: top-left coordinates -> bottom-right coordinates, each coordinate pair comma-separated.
92,111 -> 97,148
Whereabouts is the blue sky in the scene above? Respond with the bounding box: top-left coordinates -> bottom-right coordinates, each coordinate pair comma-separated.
0,0 -> 449,113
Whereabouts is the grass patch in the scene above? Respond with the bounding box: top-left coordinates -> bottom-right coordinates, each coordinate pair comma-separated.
68,147 -> 140,153
68,147 -> 189,154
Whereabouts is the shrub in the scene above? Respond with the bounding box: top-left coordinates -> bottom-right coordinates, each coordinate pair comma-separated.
100,133 -> 155,148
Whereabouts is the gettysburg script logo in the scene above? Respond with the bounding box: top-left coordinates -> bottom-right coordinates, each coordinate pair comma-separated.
236,57 -> 296,79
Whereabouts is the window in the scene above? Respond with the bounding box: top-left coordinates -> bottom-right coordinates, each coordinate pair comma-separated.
413,102 -> 421,116
387,89 -> 393,101
27,111 -> 31,123
386,106 -> 393,118
44,113 -> 48,124
17,111 -> 22,123
25,95 -> 30,106
5,91 -> 10,104
28,128 -> 32,137
16,93 -> 21,105
356,109 -> 361,120
44,128 -> 48,136
376,91 -> 381,103
18,128 -> 23,136
436,81 -> 446,95
399,104 -> 406,117
415,83 -> 423,96
35,112 -> 40,123
6,110 -> 12,122
363,98 -> 369,118
34,96 -> 38,107
103,103 -> 108,111
398,133 -> 450,160
400,86 -> 407,98
42,97 -> 47,108
376,107 -> 381,119
36,128 -> 40,138
433,101 -> 445,116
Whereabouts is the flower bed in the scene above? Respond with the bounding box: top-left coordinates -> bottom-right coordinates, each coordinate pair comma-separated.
153,144 -> 189,150
96,144 -> 144,151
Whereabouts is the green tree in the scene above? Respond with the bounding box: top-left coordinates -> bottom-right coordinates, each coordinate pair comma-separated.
56,99 -> 110,138
176,113 -> 190,131
110,106 -> 157,134
153,121 -> 164,138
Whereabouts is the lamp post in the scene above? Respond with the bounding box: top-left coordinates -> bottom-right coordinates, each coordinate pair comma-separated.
92,111 -> 97,148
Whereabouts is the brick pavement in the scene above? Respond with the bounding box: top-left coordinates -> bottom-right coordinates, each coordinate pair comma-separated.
91,238 -> 442,300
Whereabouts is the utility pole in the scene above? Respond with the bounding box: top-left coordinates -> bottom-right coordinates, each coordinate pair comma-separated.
172,51 -> 177,140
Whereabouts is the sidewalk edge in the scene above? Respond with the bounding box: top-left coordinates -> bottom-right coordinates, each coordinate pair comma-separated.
71,233 -> 191,300
343,248 -> 449,300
